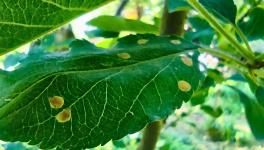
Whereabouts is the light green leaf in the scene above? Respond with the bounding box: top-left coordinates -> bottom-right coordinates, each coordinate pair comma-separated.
0,34 -> 203,149
0,0 -> 113,55
87,16 -> 159,34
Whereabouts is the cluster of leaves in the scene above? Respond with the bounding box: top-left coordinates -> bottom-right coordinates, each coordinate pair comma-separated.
0,0 -> 264,149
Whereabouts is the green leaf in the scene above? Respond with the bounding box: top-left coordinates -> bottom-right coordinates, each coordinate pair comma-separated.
0,0 -> 113,55
86,29 -> 119,38
0,34 -> 203,149
200,105 -> 223,118
247,77 -> 264,106
190,76 -> 214,105
240,7 -> 264,40
190,69 -> 224,106
185,16 -> 214,45
233,87 -> 264,140
198,0 -> 237,23
87,16 -> 159,34
168,0 -> 192,13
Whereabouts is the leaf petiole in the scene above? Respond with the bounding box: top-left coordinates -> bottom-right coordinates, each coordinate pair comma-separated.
199,47 -> 247,68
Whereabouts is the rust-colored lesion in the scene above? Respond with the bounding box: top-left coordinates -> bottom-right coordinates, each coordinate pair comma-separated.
181,56 -> 193,67
178,80 -> 192,92
49,96 -> 64,109
55,108 -> 72,123
117,53 -> 131,59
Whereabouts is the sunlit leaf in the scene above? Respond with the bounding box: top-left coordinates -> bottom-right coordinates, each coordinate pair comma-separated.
0,0 -> 113,55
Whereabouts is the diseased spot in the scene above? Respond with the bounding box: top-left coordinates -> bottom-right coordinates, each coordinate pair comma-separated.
181,56 -> 193,67
49,96 -> 64,109
117,53 -> 131,59
56,108 -> 71,123
137,39 -> 149,45
178,80 -> 192,92
170,40 -> 181,45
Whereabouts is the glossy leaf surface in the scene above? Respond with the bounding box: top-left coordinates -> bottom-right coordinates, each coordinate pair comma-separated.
0,34 -> 203,149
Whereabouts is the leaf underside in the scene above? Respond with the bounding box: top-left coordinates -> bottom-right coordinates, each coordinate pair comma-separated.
0,34 -> 203,149
0,0 -> 113,55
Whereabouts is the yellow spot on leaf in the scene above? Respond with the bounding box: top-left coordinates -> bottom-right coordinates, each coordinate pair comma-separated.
56,108 -> 71,123
170,40 -> 181,45
117,53 -> 131,59
137,39 -> 149,45
49,96 -> 64,109
181,56 -> 193,67
178,80 -> 192,92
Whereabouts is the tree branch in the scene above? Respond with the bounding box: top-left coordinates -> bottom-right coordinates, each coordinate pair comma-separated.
115,0 -> 129,16
137,1 -> 188,150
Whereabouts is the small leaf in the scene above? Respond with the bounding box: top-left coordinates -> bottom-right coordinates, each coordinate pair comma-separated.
200,105 -> 223,118
198,0 -> 237,23
87,16 -> 159,34
190,76 -> 215,105
0,34 -> 203,149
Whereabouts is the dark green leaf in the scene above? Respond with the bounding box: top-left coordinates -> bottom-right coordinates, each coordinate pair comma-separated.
229,73 -> 246,82
168,0 -> 192,13
247,71 -> 264,106
240,7 -> 264,40
0,0 -> 113,55
185,16 -> 214,45
88,16 -> 159,34
233,87 -> 264,140
248,82 -> 264,106
199,0 -> 237,23
86,29 -> 119,38
201,105 -> 223,118
0,34 -> 203,149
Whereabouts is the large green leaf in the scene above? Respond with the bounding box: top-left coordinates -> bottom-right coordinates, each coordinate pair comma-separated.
87,16 -> 159,34
0,0 -> 113,55
198,0 -> 237,24
0,34 -> 203,149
